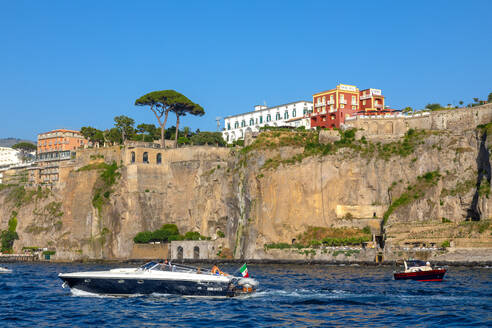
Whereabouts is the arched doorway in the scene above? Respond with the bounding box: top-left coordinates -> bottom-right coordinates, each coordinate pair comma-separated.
143,152 -> 148,163
177,246 -> 183,260
131,151 -> 135,163
193,246 -> 200,259
156,153 -> 162,164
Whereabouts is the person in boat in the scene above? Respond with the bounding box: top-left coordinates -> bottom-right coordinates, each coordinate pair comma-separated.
211,264 -> 224,275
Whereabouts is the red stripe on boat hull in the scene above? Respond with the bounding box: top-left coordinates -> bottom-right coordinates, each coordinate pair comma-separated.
394,269 -> 446,281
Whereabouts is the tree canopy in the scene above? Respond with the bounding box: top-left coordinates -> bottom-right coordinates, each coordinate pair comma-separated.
12,142 -> 36,152
80,127 -> 105,146
114,115 -> 135,142
425,103 -> 442,111
135,90 -> 205,148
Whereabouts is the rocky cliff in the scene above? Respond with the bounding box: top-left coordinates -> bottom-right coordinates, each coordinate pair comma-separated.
1,105 -> 492,262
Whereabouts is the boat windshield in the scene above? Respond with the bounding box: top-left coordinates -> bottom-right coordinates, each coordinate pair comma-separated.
406,260 -> 428,267
140,262 -> 160,270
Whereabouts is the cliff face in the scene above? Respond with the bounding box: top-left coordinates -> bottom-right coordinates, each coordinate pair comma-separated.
1,105 -> 492,261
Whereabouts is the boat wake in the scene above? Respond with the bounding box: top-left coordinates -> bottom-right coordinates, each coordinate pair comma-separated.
69,288 -> 142,298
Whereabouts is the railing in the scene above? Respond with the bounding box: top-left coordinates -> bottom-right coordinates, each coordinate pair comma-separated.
339,99 -> 347,104
360,94 -> 372,100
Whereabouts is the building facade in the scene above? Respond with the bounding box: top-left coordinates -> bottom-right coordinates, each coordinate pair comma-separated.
222,101 -> 313,143
0,147 -> 22,169
310,84 -> 390,129
359,88 -> 385,113
37,129 -> 88,153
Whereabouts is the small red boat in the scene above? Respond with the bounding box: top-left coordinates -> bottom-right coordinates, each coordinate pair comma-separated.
393,260 -> 446,281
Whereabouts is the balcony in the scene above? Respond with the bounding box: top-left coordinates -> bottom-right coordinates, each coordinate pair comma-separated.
339,99 -> 347,104
375,104 -> 383,108
360,94 -> 372,100
326,100 -> 334,105
351,102 -> 358,106
315,102 -> 326,107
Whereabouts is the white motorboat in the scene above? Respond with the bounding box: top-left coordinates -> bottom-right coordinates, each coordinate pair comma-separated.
59,262 -> 258,297
0,266 -> 12,274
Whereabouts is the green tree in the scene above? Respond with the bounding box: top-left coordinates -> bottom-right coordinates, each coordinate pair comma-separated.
190,132 -> 226,146
459,100 -> 464,106
473,98 -> 479,103
114,116 -> 135,142
425,103 -> 442,111
135,90 -> 176,147
135,90 -> 205,148
80,127 -> 105,146
488,93 -> 492,103
170,96 -> 205,148
402,107 -> 413,113
12,142 -> 36,152
104,128 -> 123,145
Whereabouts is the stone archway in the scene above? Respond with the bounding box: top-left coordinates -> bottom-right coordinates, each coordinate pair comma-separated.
177,246 -> 183,260
193,246 -> 200,259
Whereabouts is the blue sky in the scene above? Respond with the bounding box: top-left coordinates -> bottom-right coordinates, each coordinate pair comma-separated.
1,0 -> 491,140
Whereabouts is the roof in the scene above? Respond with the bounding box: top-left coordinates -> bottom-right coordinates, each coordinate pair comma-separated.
224,100 -> 312,120
38,129 -> 81,136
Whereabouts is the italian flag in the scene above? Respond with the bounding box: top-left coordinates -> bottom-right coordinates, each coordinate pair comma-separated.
239,263 -> 249,278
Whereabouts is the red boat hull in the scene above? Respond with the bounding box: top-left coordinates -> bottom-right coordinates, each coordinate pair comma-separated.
394,269 -> 446,281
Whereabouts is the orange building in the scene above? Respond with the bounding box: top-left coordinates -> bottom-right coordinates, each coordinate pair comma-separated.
37,129 -> 88,153
311,84 -> 392,129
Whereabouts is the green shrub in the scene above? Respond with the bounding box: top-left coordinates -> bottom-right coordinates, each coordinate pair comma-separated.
0,230 -> 19,252
441,240 -> 451,248
133,231 -> 152,244
184,231 -> 202,240
217,230 -> 225,238
442,217 -> 452,223
362,226 -> 371,234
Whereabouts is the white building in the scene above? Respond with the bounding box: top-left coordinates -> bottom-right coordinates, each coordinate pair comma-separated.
0,147 -> 22,169
222,101 -> 313,143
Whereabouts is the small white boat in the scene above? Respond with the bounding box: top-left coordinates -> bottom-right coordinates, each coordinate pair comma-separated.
0,267 -> 12,274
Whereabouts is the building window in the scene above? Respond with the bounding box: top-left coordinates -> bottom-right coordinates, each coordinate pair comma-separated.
340,104 -> 344,109
352,106 -> 356,110
276,113 -> 280,120
143,152 -> 148,163
177,246 -> 183,260
284,111 -> 289,119
363,100 -> 366,105
234,122 -> 239,129
292,109 -> 296,117
131,152 -> 135,163
227,123 -> 231,130
249,118 -> 254,126
260,116 -> 263,123
156,153 -> 162,164
266,114 -> 271,122
193,246 -> 200,259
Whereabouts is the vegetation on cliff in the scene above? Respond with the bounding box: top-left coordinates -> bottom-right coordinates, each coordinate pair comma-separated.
1,211 -> 19,252
241,127 -> 431,171
264,226 -> 372,250
133,224 -> 211,244
382,170 -> 441,226
78,161 -> 120,217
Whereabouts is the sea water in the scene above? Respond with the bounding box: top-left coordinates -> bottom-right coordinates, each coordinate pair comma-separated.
1,263 -> 491,327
